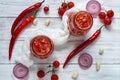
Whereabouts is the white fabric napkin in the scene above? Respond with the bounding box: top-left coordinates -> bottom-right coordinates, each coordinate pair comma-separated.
14,12 -> 70,67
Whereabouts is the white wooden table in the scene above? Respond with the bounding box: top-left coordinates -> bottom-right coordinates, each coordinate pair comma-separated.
0,0 -> 120,80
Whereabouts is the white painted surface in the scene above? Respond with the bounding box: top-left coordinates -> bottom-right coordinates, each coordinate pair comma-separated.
0,0 -> 120,80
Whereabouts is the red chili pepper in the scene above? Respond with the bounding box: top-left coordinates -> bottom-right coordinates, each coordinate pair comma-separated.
63,26 -> 104,68
9,11 -> 38,60
11,0 -> 45,35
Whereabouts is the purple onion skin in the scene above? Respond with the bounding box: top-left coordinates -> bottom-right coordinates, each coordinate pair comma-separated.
86,0 -> 101,17
78,53 -> 93,69
13,63 -> 29,79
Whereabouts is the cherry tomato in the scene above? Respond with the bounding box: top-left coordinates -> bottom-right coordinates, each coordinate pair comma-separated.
51,74 -> 59,80
99,12 -> 106,19
107,10 -> 114,18
61,2 -> 68,9
68,1 -> 74,9
37,70 -> 45,78
104,17 -> 112,25
44,6 -> 49,13
58,8 -> 66,16
53,60 -> 60,68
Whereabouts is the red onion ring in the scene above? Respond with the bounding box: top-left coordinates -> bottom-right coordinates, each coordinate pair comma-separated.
86,0 -> 101,17
13,63 -> 29,79
78,53 -> 93,69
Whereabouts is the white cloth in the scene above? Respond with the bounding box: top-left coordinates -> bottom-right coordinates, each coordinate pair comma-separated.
14,12 -> 70,67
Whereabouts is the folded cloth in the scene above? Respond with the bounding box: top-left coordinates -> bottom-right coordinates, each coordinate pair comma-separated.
14,18 -> 70,67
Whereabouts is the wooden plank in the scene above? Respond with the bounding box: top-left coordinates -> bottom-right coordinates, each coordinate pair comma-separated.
0,64 -> 120,80
0,0 -> 120,18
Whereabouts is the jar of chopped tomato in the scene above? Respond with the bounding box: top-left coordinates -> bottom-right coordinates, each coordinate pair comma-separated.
30,35 -> 54,59
68,11 -> 93,36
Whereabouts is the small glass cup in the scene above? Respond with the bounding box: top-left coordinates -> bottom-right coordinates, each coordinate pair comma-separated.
30,35 -> 54,59
68,11 -> 93,36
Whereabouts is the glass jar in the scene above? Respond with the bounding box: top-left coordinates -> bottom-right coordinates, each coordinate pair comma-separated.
30,35 -> 54,59
68,11 -> 93,36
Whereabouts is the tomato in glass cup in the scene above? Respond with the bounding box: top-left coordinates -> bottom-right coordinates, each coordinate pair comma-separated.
68,11 -> 93,36
30,35 -> 54,59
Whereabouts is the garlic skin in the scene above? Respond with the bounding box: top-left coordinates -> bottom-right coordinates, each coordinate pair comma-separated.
72,71 -> 79,79
45,19 -> 51,26
99,47 -> 104,55
96,62 -> 100,72
33,18 -> 38,25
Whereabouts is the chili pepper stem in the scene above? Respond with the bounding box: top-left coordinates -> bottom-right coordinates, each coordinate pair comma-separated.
98,25 -> 104,31
41,0 -> 45,4
32,10 -> 38,17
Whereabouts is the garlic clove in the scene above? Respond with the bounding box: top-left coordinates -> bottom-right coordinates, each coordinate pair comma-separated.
99,47 -> 104,55
45,19 -> 51,26
33,18 -> 38,25
96,62 -> 100,72
72,71 -> 79,79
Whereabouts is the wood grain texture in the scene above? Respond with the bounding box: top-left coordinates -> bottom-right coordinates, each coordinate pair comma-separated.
0,0 -> 120,80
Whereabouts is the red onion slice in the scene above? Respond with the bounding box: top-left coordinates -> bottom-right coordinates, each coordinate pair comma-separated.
78,53 -> 93,69
86,0 -> 101,17
13,63 -> 29,79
